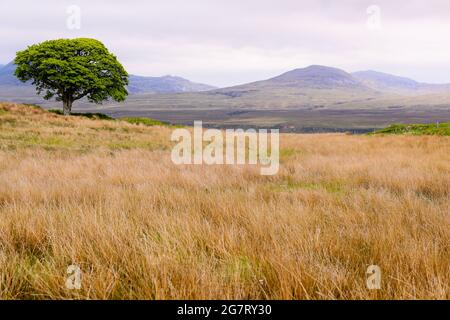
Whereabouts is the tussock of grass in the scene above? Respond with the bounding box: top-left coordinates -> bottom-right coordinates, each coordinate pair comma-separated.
0,102 -> 449,299
372,122 -> 450,136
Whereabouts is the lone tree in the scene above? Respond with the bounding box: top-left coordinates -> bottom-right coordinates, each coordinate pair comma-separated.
14,38 -> 128,115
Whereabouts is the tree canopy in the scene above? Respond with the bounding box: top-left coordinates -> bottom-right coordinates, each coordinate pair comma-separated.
14,38 -> 129,115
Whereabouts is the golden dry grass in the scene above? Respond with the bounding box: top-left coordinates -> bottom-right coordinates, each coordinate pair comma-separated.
0,102 -> 449,299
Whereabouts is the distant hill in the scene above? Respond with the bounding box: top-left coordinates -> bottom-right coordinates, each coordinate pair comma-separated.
352,70 -> 420,92
264,65 -> 367,89
219,65 -> 450,94
196,65 -> 450,109
203,65 -> 378,108
0,62 -> 29,86
0,62 -> 216,94
218,65 -> 370,91
128,74 -> 215,94
352,70 -> 450,93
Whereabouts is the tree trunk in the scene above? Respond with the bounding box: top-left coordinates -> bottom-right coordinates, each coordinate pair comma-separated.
63,98 -> 73,115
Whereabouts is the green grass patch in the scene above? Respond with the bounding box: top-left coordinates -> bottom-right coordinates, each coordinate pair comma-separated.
107,140 -> 159,150
120,117 -> 167,127
371,122 -> 450,136
280,148 -> 300,161
15,133 -> 75,149
280,148 -> 296,157
270,177 -> 344,194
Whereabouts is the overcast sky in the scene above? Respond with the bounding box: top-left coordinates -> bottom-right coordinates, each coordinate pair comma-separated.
1,0 -> 450,87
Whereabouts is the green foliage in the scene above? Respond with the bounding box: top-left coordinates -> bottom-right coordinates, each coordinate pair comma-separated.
371,122 -> 450,136
121,117 -> 167,127
14,38 -> 128,114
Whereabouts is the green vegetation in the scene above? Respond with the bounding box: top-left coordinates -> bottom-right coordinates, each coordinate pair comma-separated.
372,122 -> 450,136
270,178 -> 344,194
121,117 -> 167,127
14,38 -> 129,115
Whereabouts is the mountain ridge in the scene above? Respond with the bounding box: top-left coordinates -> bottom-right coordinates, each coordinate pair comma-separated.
0,62 -> 29,86
215,65 -> 450,93
0,62 -> 216,94
128,74 -> 215,94
2,61 -> 450,94
268,65 -> 368,89
2,63 -> 450,116
352,69 -> 450,93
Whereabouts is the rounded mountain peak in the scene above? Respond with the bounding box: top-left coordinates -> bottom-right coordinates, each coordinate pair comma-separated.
269,65 -> 363,88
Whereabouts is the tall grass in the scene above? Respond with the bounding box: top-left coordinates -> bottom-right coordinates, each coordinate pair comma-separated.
0,103 -> 449,299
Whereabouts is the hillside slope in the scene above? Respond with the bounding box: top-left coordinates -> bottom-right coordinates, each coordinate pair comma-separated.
243,65 -> 369,89
352,70 -> 450,93
0,62 -> 29,86
352,70 -> 420,92
128,74 -> 215,94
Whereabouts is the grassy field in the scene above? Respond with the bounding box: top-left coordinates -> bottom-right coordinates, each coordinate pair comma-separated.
0,102 -> 449,299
